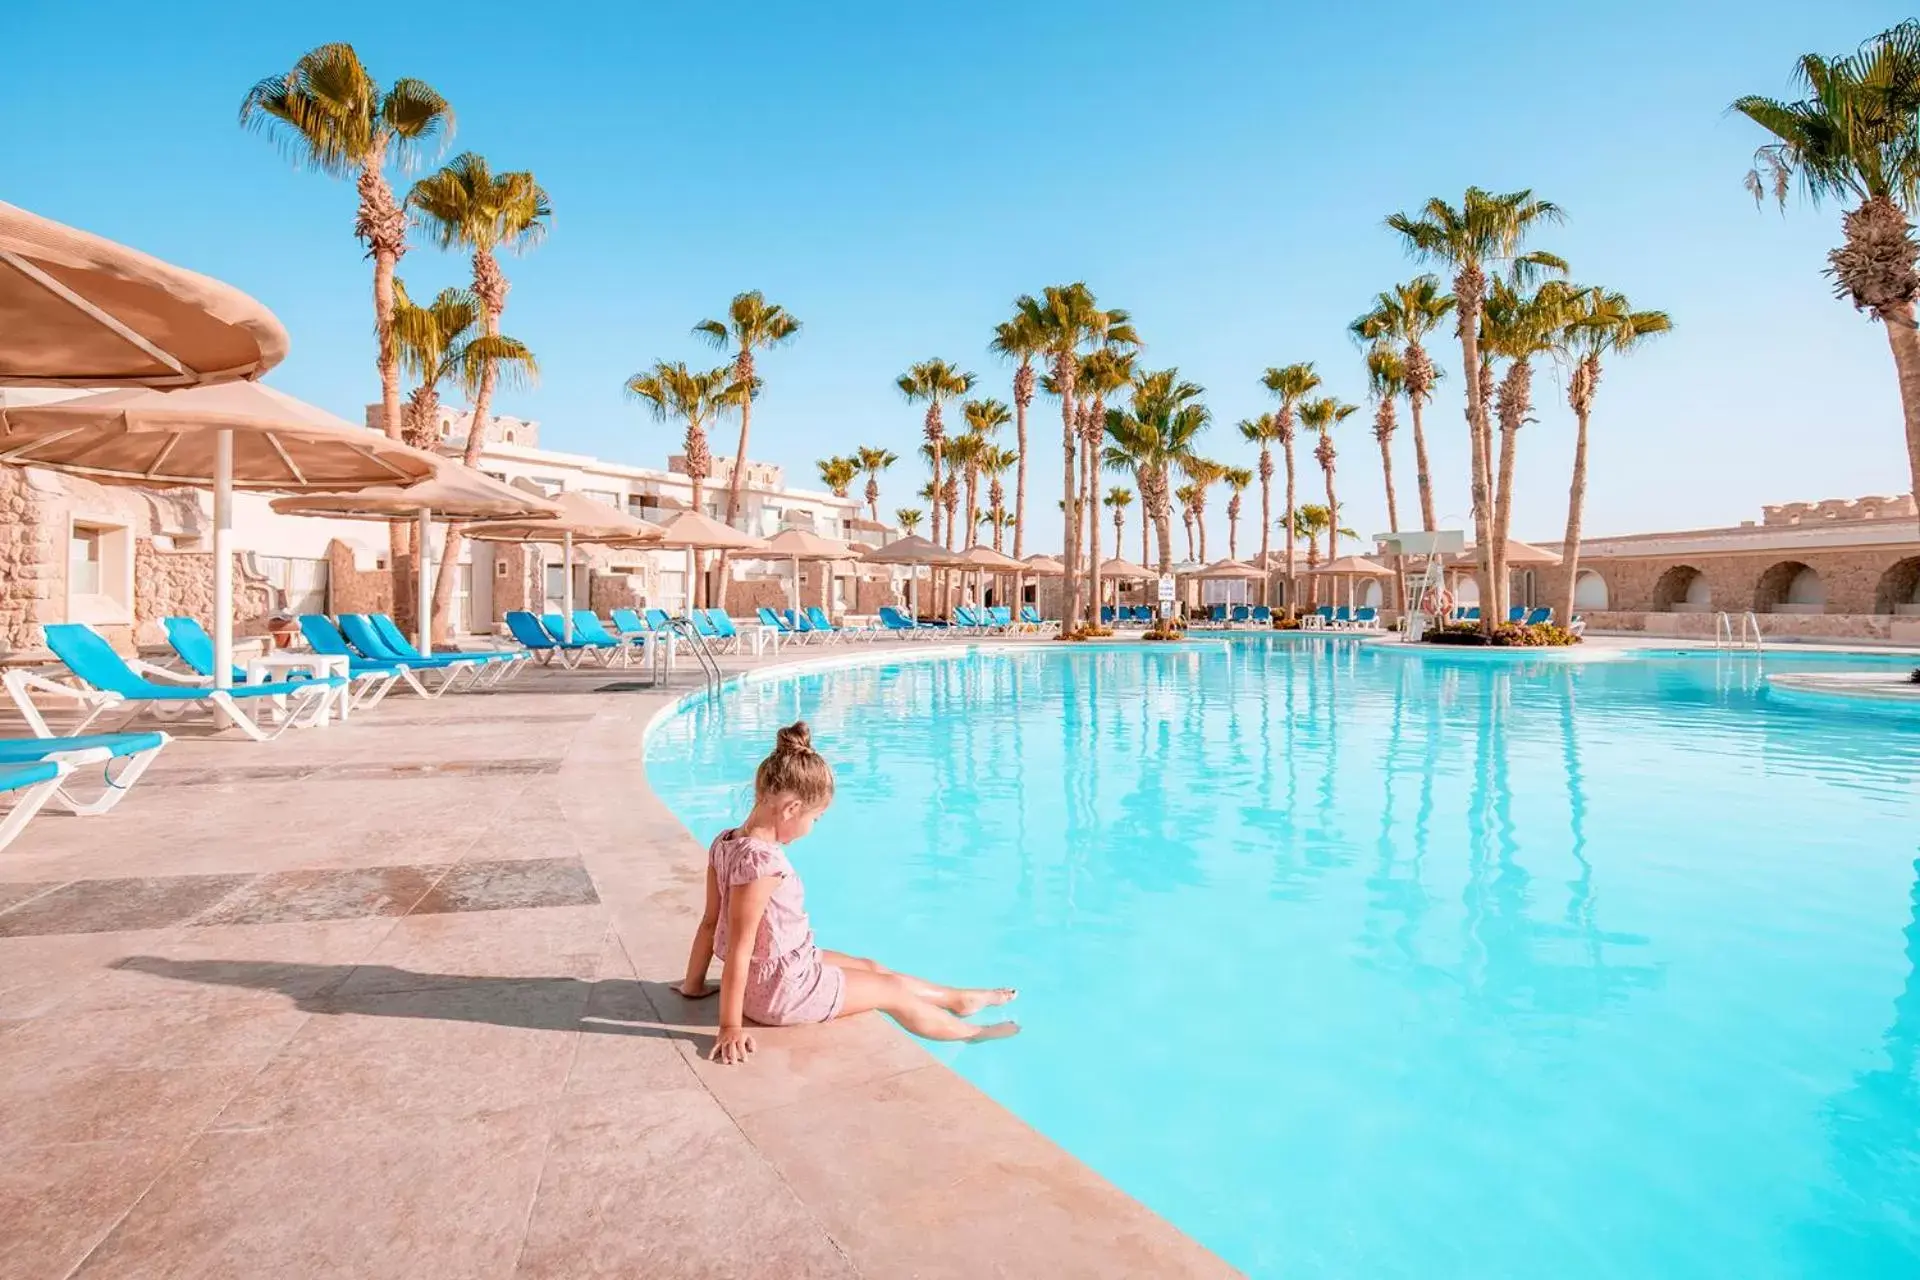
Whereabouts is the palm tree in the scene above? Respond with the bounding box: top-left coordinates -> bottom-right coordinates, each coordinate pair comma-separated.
1237,413 -> 1282,600
625,361 -> 743,606
1289,504 -> 1355,604
1103,367 -> 1209,575
1300,398 -> 1358,563
942,432 -> 986,549
989,311 -> 1046,557
406,152 -> 549,630
1106,487 -> 1135,563
1222,467 -> 1254,561
1176,482 -> 1201,561
1013,283 -> 1139,628
1558,290 -> 1671,621
1352,276 -> 1455,532
1735,21 -> 1920,522
897,359 -> 975,550
1388,188 -> 1565,629
1482,277 -> 1583,616
960,399 -> 1011,549
1181,457 -> 1226,563
696,294 -> 802,595
241,43 -> 452,573
1364,344 -> 1407,607
1261,363 -> 1321,613
1077,345 -> 1138,628
816,455 -> 858,498
895,508 -> 924,535
392,280 -> 536,447
854,446 -> 897,525
977,445 -> 1020,551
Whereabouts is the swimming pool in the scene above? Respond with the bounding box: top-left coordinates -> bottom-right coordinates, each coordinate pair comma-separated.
644,637 -> 1920,1278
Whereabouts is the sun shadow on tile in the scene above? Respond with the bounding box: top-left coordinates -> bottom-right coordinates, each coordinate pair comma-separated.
410,858 -> 599,915
108,956 -> 707,1048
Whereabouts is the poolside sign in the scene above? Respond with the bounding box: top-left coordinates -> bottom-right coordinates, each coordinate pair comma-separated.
1157,575 -> 1175,604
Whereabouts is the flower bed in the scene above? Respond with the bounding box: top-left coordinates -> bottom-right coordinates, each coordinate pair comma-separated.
1423,621 -> 1581,648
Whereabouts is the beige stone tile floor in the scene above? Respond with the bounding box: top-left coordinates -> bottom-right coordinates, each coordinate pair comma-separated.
0,638 -> 1236,1279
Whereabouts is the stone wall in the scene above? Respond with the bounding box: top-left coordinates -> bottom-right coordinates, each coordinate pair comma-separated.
1549,544 -> 1920,617
0,467 -> 54,652
326,539 -> 395,619
132,544 -> 275,649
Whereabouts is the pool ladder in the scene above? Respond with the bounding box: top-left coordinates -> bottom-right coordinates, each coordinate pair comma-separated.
668,616 -> 722,694
1714,610 -> 1764,653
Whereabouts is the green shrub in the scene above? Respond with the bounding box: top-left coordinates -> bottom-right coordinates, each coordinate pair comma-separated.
1425,621 -> 1580,648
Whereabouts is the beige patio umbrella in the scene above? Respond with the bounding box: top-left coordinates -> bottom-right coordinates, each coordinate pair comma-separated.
1454,538 -> 1562,567
0,200 -> 289,388
0,381 -> 437,687
957,544 -> 1025,612
1011,553 -> 1066,621
273,460 -> 562,651
863,535 -> 967,615
1194,558 -> 1267,580
651,510 -> 770,612
1097,556 -> 1156,612
1312,554 -> 1395,613
746,527 -> 856,614
464,488 -> 667,641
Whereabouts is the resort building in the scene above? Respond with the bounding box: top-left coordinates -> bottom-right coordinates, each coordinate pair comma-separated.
1541,493 -> 1920,644
0,389 -> 901,656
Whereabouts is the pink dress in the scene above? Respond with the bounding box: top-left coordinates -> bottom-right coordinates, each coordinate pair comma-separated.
708,829 -> 846,1026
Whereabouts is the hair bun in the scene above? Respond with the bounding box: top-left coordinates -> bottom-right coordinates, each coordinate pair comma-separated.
775,721 -> 813,755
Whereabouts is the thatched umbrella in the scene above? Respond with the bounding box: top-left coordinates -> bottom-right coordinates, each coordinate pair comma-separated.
744,528 -> 857,614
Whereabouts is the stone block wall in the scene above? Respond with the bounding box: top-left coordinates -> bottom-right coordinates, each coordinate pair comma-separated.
1553,545 -> 1920,617
132,544 -> 275,648
326,539 -> 395,618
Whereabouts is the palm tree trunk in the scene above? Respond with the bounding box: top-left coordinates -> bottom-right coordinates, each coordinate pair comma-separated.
1196,507 -> 1208,564
1492,357 -> 1531,623
1409,394 -> 1436,532
1013,363 -> 1031,559
1140,502 -> 1150,566
1156,510 -> 1173,578
1560,397 -> 1593,626
1086,440 -> 1103,626
358,146 -> 411,589
1378,433 -> 1404,611
1283,436 -> 1298,614
1322,461 -> 1339,563
929,444 -> 944,548
964,470 -> 979,549
713,347 -> 758,610
1059,371 -> 1081,631
1456,269 -> 1495,633
1883,306 -> 1920,537
1257,445 -> 1273,606
428,248 -> 506,644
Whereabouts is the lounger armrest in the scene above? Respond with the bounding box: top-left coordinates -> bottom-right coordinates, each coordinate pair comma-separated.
4,669 -> 125,738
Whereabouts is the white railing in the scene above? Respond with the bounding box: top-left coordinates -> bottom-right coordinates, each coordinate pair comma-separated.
1714,611 -> 1764,652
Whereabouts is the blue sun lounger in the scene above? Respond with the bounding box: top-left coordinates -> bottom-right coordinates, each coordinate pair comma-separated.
336,615 -> 487,696
878,605 -> 936,638
169,616 -> 399,712
0,730 -> 169,816
567,611 -> 644,667
28,623 -> 336,742
0,759 -> 70,853
368,613 -> 527,683
502,610 -> 594,670
536,612 -> 622,667
299,614 -> 457,700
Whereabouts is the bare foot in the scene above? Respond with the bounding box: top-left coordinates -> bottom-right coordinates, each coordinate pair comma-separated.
965,1020 -> 1021,1042
954,988 -> 1019,1017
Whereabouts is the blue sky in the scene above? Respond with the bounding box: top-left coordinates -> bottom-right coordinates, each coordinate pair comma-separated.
7,0 -> 1914,548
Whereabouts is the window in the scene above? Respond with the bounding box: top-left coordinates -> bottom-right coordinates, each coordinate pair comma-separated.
253,555 -> 330,616
69,528 -> 103,596
543,564 -> 567,604
580,489 -> 622,509
66,520 -> 132,624
530,476 -> 565,497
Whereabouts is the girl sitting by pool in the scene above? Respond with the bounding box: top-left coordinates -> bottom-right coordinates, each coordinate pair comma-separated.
679,720 -> 1018,1065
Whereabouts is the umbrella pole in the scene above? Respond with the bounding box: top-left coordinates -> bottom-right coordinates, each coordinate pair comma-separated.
416,506 -> 433,654
562,532 -> 575,642
790,555 -> 800,616
212,428 -> 233,692
684,547 -> 695,616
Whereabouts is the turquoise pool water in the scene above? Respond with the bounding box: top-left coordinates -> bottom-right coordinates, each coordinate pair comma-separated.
644,638 -> 1920,1278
